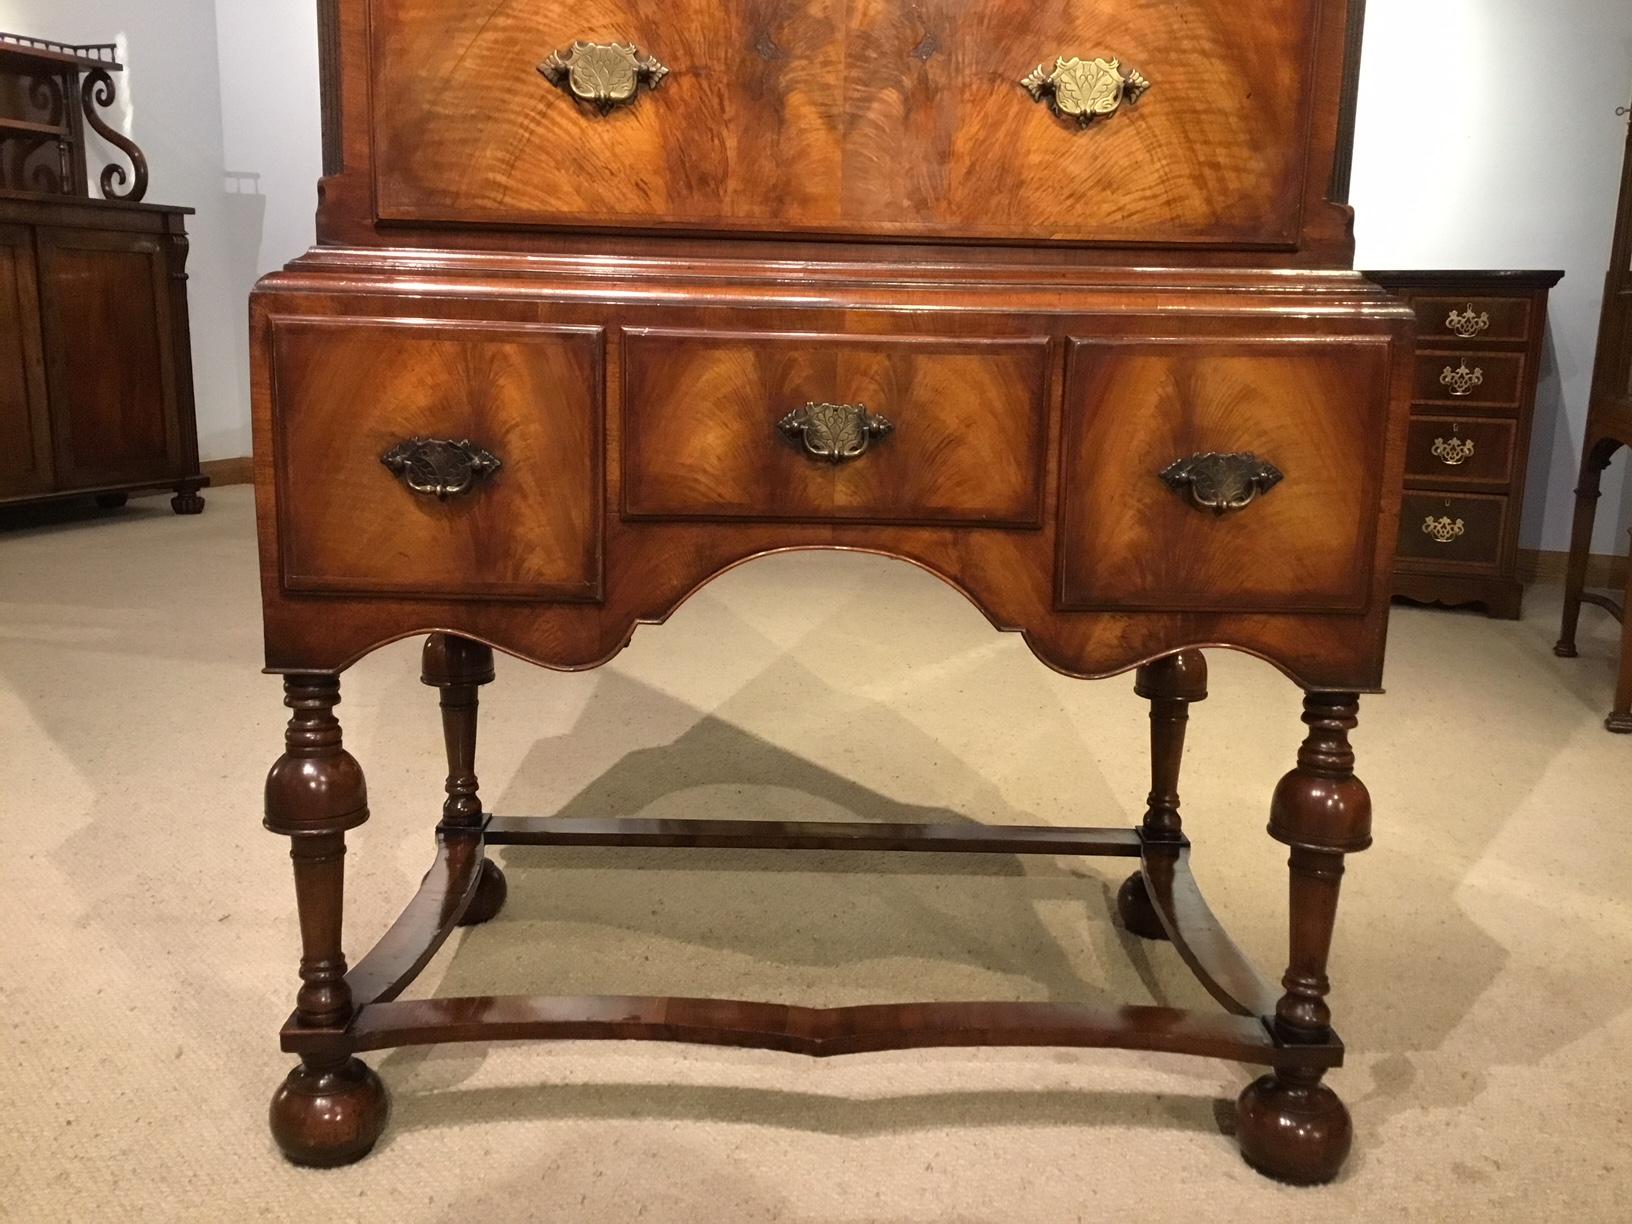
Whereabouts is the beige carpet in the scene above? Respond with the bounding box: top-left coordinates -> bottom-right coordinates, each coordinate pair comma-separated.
2,485 -> 1629,1222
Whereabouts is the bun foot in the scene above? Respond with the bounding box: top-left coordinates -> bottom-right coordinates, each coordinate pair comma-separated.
269,1057 -> 388,1167
1553,641 -> 1578,659
1115,870 -> 1169,941
1606,712 -> 1632,734
1236,1071 -> 1352,1185
95,492 -> 128,509
171,488 -> 205,515
458,858 -> 508,926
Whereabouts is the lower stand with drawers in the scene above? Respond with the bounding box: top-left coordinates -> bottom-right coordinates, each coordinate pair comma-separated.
1367,270 -> 1565,619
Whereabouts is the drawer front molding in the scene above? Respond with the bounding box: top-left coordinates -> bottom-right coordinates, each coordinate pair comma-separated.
270,315 -> 605,602
622,328 -> 1052,528
1057,335 -> 1393,615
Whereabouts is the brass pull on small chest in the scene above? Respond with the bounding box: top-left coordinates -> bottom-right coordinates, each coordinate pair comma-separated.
1440,361 -> 1485,397
777,402 -> 894,463
1445,305 -> 1491,338
1022,55 -> 1150,126
1159,452 -> 1284,515
381,438 -> 503,500
539,41 -> 669,113
1423,515 -> 1466,544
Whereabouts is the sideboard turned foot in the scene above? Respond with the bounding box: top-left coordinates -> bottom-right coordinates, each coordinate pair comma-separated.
269,1056 -> 389,1168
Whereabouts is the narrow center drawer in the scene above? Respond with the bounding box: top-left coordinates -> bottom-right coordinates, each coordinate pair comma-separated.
622,329 -> 1050,526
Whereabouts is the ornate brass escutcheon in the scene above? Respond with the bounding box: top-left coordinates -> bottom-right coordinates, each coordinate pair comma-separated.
1431,434 -> 1477,466
539,40 -> 669,113
1022,55 -> 1150,126
1440,361 -> 1485,397
1445,305 -> 1491,339
1158,452 -> 1284,515
381,438 -> 503,500
1422,515 -> 1466,545
777,402 -> 894,464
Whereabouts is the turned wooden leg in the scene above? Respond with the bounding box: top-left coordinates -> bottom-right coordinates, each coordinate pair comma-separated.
264,675 -> 388,1167
421,634 -> 506,924
1116,651 -> 1207,942
1556,441 -> 1614,658
1611,531 -> 1632,734
170,481 -> 206,515
1236,692 -> 1371,1186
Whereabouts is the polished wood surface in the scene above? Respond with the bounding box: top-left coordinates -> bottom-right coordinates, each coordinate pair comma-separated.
624,329 -> 1049,524
1557,116 -> 1632,731
270,317 -> 602,599
0,196 -> 205,512
1059,338 -> 1390,613
368,0 -> 1335,248
1369,269 -> 1564,620
258,0 -> 1401,1182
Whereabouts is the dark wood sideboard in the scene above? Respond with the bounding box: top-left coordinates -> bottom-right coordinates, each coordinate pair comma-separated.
0,33 -> 205,514
1557,111 -> 1632,732
1366,270 -> 1563,619
254,0 -> 1415,1184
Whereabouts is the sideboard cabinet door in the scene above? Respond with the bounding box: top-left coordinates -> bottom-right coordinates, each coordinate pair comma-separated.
36,226 -> 184,490
0,223 -> 53,498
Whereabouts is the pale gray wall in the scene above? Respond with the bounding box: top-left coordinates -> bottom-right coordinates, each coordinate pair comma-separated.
7,0 -> 1632,556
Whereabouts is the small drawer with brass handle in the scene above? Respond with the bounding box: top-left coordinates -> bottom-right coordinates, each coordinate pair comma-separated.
270,315 -> 604,602
1058,338 -> 1391,615
539,40 -> 668,113
1405,296 -> 1534,344
1396,493 -> 1506,569
1404,416 -> 1517,485
622,327 -> 1049,526
1412,350 -> 1525,409
1021,55 -> 1150,126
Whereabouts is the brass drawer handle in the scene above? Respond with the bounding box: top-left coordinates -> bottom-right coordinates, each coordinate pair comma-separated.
539,41 -> 669,113
1440,361 -> 1485,397
777,402 -> 894,464
1022,55 -> 1150,126
381,438 -> 502,500
1159,452 -> 1284,515
1423,515 -> 1466,544
1431,434 -> 1476,466
1445,305 -> 1491,339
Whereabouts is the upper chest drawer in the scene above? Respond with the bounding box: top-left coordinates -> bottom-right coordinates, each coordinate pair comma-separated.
369,0 -> 1327,246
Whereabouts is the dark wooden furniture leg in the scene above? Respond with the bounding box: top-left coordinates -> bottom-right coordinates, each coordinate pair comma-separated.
421,633 -> 506,920
1117,650 -> 1208,941
1236,692 -> 1371,1185
1555,441 -> 1616,658
171,480 -> 207,514
1612,530 -> 1632,733
264,675 -> 387,1167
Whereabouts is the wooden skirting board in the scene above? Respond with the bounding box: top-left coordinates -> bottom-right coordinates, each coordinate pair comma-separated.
200,456 -> 254,487
1518,548 -> 1630,589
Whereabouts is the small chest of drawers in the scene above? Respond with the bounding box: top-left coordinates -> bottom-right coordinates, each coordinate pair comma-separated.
1367,269 -> 1564,619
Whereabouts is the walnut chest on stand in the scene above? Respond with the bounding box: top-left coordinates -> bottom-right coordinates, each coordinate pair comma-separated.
252,0 -> 1415,1183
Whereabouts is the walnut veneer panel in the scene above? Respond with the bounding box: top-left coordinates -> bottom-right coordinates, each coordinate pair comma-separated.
270,317 -> 604,600
623,329 -> 1050,525
1058,338 -> 1390,613
369,0 -> 1321,246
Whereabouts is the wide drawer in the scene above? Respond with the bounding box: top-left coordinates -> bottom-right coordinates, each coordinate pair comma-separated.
1396,492 -> 1506,570
1407,295 -> 1533,345
623,329 -> 1050,525
370,0 -> 1323,246
1058,337 -> 1392,613
1412,350 -> 1526,410
270,317 -> 603,600
1404,415 -> 1517,487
